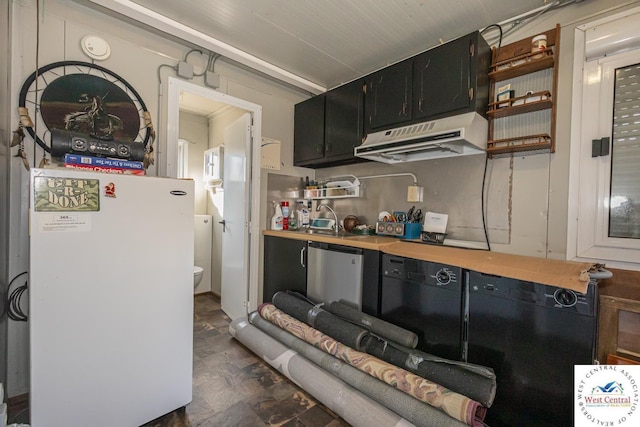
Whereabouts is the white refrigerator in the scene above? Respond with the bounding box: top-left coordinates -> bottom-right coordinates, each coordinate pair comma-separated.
29,168 -> 194,427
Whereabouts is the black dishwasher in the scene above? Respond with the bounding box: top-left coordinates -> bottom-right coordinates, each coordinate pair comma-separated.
380,255 -> 464,361
467,271 -> 598,427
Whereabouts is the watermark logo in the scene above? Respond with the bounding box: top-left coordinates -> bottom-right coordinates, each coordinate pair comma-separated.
575,365 -> 639,426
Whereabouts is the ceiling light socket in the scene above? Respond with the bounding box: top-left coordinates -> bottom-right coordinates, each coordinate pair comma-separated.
407,185 -> 423,203
177,61 -> 194,79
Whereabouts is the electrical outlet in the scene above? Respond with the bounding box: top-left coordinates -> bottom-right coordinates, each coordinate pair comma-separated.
407,185 -> 423,202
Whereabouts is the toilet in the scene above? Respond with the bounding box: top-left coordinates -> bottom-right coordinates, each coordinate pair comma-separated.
193,266 -> 204,288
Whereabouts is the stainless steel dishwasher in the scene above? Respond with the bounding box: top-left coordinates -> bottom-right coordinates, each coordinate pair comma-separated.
306,241 -> 364,309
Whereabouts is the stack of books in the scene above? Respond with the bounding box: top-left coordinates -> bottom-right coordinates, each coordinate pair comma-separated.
63,154 -> 145,175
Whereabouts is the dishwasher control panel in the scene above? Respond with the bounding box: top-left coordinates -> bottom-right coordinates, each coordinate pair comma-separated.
468,270 -> 597,316
382,255 -> 462,291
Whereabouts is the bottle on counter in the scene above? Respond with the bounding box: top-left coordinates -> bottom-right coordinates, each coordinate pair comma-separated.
297,201 -> 310,228
271,202 -> 283,230
281,201 -> 290,230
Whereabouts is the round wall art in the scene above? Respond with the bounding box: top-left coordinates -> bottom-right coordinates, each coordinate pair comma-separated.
18,61 -> 153,156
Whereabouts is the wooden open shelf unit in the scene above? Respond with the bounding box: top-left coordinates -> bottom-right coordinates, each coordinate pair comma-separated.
487,24 -> 560,157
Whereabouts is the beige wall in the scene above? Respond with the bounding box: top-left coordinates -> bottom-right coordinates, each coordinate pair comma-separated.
0,0 -> 12,391
5,0 -> 307,396
178,111 -> 209,214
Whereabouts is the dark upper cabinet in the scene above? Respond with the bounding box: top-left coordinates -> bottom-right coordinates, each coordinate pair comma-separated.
294,31 -> 489,165
413,31 -> 489,121
364,59 -> 413,132
294,79 -> 364,168
325,79 -> 364,160
294,94 -> 325,164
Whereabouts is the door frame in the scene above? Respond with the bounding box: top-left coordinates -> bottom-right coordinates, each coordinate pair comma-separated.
165,77 -> 263,314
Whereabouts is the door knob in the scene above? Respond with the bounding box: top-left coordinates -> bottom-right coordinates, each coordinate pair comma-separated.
219,219 -> 226,232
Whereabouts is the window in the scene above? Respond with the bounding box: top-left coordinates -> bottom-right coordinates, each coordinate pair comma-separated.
570,9 -> 640,266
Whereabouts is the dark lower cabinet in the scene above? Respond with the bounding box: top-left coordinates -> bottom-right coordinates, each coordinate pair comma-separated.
263,236 -> 307,303
361,249 -> 382,317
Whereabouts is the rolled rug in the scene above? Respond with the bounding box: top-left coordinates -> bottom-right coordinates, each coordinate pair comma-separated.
258,303 -> 487,427
327,300 -> 419,349
229,317 -> 415,427
249,311 -> 468,427
276,292 -> 496,406
361,334 -> 497,407
272,291 -> 369,350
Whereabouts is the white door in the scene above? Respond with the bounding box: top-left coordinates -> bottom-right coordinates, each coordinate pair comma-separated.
221,113 -> 252,319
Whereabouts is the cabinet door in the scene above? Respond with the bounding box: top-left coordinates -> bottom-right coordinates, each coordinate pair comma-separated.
325,79 -> 364,161
413,34 -> 472,120
364,59 -> 412,131
263,236 -> 307,303
294,95 -> 325,165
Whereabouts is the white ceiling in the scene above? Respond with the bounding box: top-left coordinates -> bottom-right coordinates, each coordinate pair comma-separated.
91,0 -> 556,92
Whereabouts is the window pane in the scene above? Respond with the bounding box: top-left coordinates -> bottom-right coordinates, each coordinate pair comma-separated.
609,63 -> 640,238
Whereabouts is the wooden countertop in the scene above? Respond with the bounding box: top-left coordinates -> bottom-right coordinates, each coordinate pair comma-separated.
263,229 -> 398,251
263,230 -> 597,294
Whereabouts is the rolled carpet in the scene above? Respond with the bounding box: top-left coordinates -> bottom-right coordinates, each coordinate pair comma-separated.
259,303 -> 487,427
361,334 -> 496,408
249,311 -> 467,427
229,317 -> 415,427
272,291 -> 369,350
275,292 -> 496,407
327,300 -> 419,349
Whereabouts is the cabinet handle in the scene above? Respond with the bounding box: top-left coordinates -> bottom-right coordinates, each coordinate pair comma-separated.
300,247 -> 306,268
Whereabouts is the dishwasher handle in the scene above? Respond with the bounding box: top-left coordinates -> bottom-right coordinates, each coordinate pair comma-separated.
308,241 -> 363,255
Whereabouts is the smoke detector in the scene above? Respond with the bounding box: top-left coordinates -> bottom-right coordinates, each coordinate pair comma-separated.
81,35 -> 111,61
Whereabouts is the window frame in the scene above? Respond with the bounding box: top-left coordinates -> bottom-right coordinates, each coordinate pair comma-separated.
568,8 -> 640,269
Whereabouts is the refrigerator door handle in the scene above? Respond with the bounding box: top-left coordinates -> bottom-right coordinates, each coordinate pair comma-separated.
219,219 -> 226,232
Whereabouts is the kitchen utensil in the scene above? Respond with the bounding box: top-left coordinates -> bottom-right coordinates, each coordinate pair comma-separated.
407,206 -> 415,221
343,215 -> 360,232
393,211 -> 407,223
413,209 -> 423,223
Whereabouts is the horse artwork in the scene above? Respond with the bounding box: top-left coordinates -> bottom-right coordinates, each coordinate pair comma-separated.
64,93 -> 125,139
40,73 -> 138,142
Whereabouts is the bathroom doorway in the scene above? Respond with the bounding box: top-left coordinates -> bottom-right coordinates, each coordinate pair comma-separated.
165,77 -> 262,319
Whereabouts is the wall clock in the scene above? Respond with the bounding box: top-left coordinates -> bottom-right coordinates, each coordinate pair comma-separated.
18,60 -> 154,164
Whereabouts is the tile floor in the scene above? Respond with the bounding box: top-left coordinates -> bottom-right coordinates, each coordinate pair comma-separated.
7,294 -> 349,427
144,293 -> 349,427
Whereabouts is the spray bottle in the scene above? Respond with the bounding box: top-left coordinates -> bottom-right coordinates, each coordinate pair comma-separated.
271,202 -> 283,230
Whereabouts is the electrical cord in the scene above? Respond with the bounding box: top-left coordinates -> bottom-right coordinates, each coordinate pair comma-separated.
7,271 -> 29,322
481,155 -> 492,252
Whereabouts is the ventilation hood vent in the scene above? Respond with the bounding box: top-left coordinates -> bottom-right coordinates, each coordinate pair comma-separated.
355,112 -> 488,163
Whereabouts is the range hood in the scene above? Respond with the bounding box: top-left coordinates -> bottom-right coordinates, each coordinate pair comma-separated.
355,112 -> 488,163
